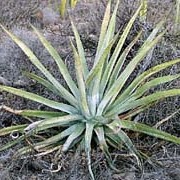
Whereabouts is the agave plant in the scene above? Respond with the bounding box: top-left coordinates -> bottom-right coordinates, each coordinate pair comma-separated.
0,1 -> 180,179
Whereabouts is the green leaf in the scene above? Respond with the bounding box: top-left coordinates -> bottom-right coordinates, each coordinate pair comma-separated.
71,41 -> 90,117
107,122 -> 141,166
0,25 -> 78,107
97,30 -> 165,116
62,123 -> 85,151
23,72 -> 59,95
95,127 -> 109,153
95,126 -> 119,171
34,123 -> 80,150
95,0 -> 119,64
60,0 -> 67,17
100,6 -> 142,95
24,114 -> 83,133
31,26 -> 79,99
71,21 -> 89,79
174,0 -> 180,34
140,0 -> 147,22
20,110 -> 66,118
85,123 -> 95,180
14,146 -> 34,157
132,74 -> 180,99
107,89 -> 180,117
0,125 -> 27,136
96,0 -> 111,56
118,103 -> 154,120
0,136 -> 25,151
124,89 -> 180,112
15,125 -> 81,156
70,0 -> 78,8
112,119 -> 180,144
86,33 -> 119,86
105,31 -> 142,91
0,85 -> 77,114
111,58 -> 180,109
88,0 -> 120,115
142,19 -> 165,48
86,33 -> 120,115
107,74 -> 180,116
105,127 -> 121,142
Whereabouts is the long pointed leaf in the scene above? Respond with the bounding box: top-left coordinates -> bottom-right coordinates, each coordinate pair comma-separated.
108,74 -> 180,115
0,125 -> 27,136
71,41 -> 90,117
20,110 -> 66,118
107,123 -> 141,166
118,103 -> 155,120
140,0 -> 147,22
86,33 -> 119,86
105,127 -> 123,148
0,136 -> 25,152
95,126 -> 119,171
0,85 -> 77,114
31,26 -> 79,98
24,114 -> 83,133
60,0 -> 67,17
87,33 -> 120,115
107,89 -> 180,116
34,123 -> 80,150
71,21 -> 89,78
85,123 -> 95,180
24,72 -> 59,95
98,20 -> 166,114
100,6 -> 142,95
105,31 -> 142,91
122,89 -> 180,113
88,1 -> 120,115
111,58 -> 180,109
142,19 -> 165,48
97,30 -> 165,116
70,0 -> 78,8
95,127 -> 109,152
95,0 -> 120,64
96,0 -> 111,56
62,123 -> 85,151
15,146 -> 34,157
111,119 -> 180,144
0,25 -> 78,107
132,74 -> 180,99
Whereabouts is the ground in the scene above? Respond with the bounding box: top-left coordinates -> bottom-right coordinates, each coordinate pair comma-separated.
0,0 -> 180,179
